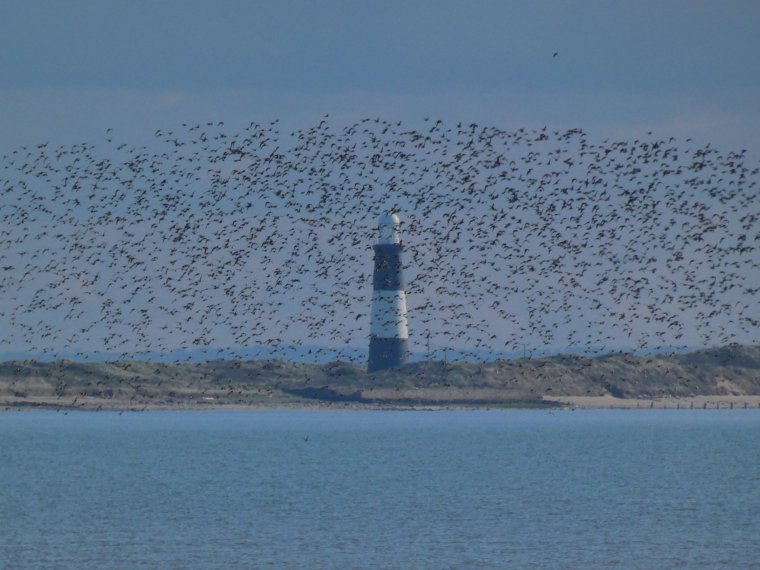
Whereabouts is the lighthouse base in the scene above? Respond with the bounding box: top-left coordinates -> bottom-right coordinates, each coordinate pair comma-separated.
368,337 -> 408,373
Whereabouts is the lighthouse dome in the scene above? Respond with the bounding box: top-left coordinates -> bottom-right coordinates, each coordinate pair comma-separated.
377,212 -> 401,244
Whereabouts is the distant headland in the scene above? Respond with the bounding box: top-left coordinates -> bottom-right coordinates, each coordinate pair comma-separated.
2,343 -> 759,411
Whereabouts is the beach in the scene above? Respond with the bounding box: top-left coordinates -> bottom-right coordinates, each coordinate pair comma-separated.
544,394 -> 760,409
5,393 -> 760,412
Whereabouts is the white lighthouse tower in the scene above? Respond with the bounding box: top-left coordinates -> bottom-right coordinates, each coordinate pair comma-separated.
368,213 -> 409,372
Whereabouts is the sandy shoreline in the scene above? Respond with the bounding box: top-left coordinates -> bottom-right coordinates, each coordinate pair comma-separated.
3,394 -> 760,411
543,395 -> 760,409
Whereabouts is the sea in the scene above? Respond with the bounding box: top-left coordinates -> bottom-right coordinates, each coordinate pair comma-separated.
1,409 -> 758,569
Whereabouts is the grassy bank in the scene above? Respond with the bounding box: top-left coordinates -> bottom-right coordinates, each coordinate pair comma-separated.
1,344 -> 758,411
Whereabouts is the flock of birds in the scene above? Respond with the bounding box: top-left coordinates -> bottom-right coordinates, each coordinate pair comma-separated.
1,117 -> 758,363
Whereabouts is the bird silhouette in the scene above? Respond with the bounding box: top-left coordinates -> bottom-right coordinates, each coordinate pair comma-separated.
0,118 -> 757,367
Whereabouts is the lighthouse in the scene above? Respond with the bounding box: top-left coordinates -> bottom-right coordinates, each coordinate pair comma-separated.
368,212 -> 409,372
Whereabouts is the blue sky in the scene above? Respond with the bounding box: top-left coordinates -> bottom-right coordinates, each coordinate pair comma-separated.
1,1 -> 759,153
1,1 -> 759,360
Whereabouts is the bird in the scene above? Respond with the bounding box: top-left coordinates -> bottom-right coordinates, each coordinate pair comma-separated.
0,116 -> 756,373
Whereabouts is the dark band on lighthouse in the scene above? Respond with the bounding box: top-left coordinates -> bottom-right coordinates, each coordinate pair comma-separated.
368,213 -> 409,372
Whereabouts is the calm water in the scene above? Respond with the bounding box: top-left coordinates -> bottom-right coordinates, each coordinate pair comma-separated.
1,409 -> 759,569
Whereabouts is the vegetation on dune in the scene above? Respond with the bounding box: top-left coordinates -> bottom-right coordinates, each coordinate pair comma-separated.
1,344 -> 759,409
